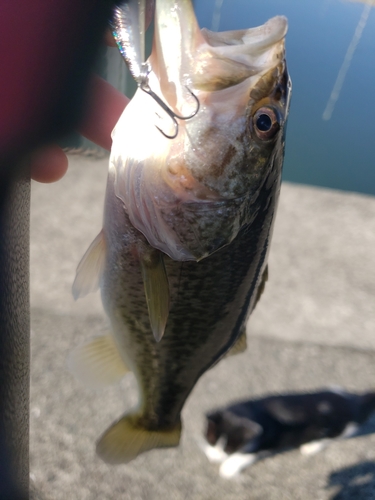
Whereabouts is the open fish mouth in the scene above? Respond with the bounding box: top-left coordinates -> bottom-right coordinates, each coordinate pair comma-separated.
110,0 -> 290,261
193,16 -> 288,92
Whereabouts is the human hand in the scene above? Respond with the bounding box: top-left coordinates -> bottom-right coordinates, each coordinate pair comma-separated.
30,74 -> 129,183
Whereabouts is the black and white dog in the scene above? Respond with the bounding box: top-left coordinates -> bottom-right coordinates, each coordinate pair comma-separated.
203,388 -> 375,478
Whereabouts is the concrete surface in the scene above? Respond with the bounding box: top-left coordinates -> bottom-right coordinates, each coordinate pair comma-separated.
30,155 -> 375,499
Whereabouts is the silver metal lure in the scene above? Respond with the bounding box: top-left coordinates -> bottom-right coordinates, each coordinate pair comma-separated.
111,0 -> 147,84
110,0 -> 199,139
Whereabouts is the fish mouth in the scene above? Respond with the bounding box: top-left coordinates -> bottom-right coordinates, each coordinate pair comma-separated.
151,1 -> 287,110
193,16 -> 288,92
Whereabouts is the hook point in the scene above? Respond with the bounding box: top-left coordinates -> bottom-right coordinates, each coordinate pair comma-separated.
141,82 -> 199,139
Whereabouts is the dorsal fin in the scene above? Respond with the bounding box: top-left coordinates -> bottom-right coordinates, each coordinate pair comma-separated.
254,265 -> 268,308
224,329 -> 247,358
72,230 -> 106,300
224,265 -> 268,359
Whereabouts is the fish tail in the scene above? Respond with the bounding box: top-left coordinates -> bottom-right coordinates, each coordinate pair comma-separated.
96,413 -> 181,464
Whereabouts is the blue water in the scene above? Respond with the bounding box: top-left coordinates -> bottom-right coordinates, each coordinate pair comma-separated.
194,0 -> 375,196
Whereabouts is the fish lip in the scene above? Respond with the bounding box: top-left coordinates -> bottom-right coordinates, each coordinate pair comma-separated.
191,16 -> 287,93
201,15 -> 288,53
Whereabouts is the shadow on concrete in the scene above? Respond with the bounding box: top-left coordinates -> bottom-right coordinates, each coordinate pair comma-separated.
327,460 -> 375,499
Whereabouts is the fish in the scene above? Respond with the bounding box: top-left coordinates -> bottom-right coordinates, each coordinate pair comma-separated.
71,0 -> 291,465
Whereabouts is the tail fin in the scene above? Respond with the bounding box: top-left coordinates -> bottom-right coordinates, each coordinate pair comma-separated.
96,414 -> 181,464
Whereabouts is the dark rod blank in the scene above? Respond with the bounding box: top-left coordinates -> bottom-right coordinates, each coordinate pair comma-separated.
0,168 -> 30,500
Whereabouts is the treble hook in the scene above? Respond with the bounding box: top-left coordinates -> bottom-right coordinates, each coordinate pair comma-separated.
140,80 -> 200,139
110,1 -> 199,139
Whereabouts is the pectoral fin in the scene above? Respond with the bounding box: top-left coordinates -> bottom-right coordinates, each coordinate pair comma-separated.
68,335 -> 129,389
72,230 -> 106,300
140,250 -> 170,342
96,414 -> 181,464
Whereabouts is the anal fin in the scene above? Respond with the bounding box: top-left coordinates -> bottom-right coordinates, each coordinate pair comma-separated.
140,250 -> 170,342
96,414 -> 181,464
68,335 -> 129,389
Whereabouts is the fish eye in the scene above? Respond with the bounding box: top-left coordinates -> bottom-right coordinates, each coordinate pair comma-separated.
252,107 -> 280,140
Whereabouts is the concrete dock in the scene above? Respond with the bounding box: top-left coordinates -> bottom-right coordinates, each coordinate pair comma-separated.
30,156 -> 375,499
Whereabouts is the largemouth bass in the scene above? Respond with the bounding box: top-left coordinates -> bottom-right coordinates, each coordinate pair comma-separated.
72,0 -> 291,464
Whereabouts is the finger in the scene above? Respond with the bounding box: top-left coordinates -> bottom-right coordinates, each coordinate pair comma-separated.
30,77 -> 129,183
79,75 -> 129,151
30,144 -> 69,183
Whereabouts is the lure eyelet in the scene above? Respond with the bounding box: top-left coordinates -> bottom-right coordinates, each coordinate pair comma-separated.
252,107 -> 280,141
